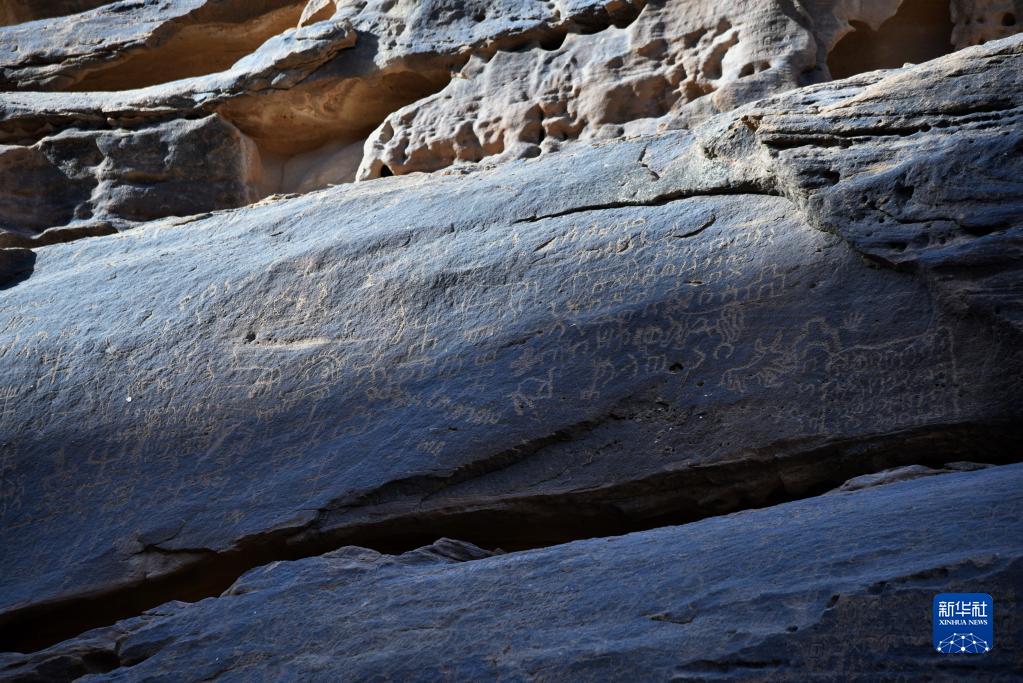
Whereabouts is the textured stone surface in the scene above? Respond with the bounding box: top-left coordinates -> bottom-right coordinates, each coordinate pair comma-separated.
4,0 -> 1018,244
0,11 -> 358,243
0,0 -> 658,239
2,464 -> 1021,681
0,114 -> 261,247
952,0 -> 1023,47
0,0 -> 110,27
0,35 -> 1021,660
358,0 -> 834,178
1,2 -> 1022,679
830,461 -> 990,492
358,0 -> 1021,179
0,0 -> 306,91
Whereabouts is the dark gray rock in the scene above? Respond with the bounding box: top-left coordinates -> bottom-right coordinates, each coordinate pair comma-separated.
2,464 -> 1021,681
0,114 -> 261,247
0,248 -> 34,288
1,35 -> 1021,658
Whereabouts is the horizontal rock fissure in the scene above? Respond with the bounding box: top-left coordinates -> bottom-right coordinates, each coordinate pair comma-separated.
2,420 -> 1020,656
759,107 -> 1023,150
512,184 -> 782,223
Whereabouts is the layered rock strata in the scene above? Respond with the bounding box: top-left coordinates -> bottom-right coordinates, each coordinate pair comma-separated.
0,34 -> 1021,667
0,2 -> 1021,680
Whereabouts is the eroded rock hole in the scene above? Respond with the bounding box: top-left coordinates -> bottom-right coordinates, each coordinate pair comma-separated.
226,67 -> 454,196
540,32 -> 567,51
827,0 -> 954,80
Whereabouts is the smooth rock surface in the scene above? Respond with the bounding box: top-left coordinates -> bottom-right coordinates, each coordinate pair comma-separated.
2,464 -> 1021,681
1,36 -> 1021,656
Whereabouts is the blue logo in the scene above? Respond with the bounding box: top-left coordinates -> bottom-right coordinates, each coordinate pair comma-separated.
933,593 -> 993,654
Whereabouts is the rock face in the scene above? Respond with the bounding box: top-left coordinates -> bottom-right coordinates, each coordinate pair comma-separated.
358,0 -> 961,179
0,1 -> 109,27
0,1 -> 1022,680
0,0 -> 654,238
0,114 -> 261,246
3,464 -> 1022,681
0,1 -> 307,91
3,0 -> 1020,243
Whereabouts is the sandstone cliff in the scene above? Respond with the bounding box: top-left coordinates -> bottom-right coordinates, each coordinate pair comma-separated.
1,1 -> 1021,681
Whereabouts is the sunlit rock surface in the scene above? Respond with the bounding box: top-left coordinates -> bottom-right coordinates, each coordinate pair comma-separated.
0,2 -> 1021,681
3,0 -> 1019,242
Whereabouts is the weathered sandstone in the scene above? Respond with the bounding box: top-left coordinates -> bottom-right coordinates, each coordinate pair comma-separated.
3,0 -> 1019,244
0,34 -> 1021,668
0,1 -> 306,91
0,2 -> 1021,680
0,1 -> 109,27
3,464 -> 1021,680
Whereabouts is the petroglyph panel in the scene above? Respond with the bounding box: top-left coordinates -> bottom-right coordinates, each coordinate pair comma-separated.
4,33 -> 1023,620
0,177 -> 997,622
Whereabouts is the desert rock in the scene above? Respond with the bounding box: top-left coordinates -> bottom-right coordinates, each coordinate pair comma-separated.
2,464 -> 1021,680
0,34 -> 1021,665
0,2 -> 1021,680
4,0 -> 1019,245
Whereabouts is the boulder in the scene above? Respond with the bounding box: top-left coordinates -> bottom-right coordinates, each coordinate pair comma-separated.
0,114 -> 261,247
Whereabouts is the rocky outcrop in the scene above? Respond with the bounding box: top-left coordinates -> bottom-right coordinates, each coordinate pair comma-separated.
1,2 -> 1022,680
4,0 -> 1019,246
1,33 -> 1021,669
0,1 -> 306,91
0,0 -> 109,27
0,11 -> 359,246
3,464 -> 1021,681
0,114 -> 261,247
952,0 -> 1022,47
358,0 -> 1018,178
0,0 -> 654,240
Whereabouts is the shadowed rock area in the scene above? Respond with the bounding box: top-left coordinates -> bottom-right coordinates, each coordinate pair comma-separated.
0,1 -> 1022,681
3,464 -> 1022,680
